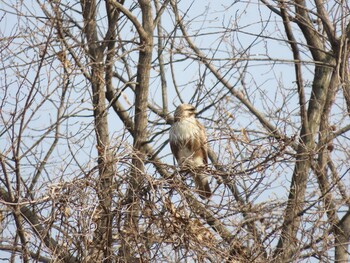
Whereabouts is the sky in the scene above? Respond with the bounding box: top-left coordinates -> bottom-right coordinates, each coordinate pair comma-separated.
0,0 -> 348,262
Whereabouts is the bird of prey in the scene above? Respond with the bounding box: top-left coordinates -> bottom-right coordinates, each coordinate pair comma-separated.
169,104 -> 212,199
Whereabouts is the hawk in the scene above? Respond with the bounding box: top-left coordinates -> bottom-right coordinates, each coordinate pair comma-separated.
169,104 -> 212,199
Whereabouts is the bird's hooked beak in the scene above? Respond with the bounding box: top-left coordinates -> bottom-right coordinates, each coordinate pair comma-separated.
189,107 -> 197,116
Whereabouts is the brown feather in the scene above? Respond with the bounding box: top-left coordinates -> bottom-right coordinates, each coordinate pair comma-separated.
170,141 -> 180,163
169,104 -> 212,199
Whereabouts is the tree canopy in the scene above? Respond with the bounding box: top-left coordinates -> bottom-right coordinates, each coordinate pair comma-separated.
0,0 -> 349,262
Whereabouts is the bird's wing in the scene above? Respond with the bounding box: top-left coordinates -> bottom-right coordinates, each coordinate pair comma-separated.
196,119 -> 208,164
170,138 -> 181,163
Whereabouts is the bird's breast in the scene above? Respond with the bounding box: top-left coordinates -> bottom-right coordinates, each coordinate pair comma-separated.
169,118 -> 200,144
169,118 -> 204,166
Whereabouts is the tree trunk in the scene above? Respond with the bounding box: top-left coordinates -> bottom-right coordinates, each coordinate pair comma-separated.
120,0 -> 154,261
81,0 -> 115,261
274,64 -> 334,262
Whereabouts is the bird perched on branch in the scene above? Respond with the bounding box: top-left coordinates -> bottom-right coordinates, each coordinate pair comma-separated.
169,104 -> 212,199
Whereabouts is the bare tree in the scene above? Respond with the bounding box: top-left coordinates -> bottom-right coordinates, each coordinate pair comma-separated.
0,0 -> 349,262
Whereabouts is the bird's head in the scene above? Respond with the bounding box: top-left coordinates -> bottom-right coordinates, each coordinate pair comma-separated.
174,104 -> 196,121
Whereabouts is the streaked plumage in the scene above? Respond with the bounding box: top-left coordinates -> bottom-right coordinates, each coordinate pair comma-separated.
169,104 -> 212,199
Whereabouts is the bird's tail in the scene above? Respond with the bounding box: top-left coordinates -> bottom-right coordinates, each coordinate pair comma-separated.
195,174 -> 212,199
